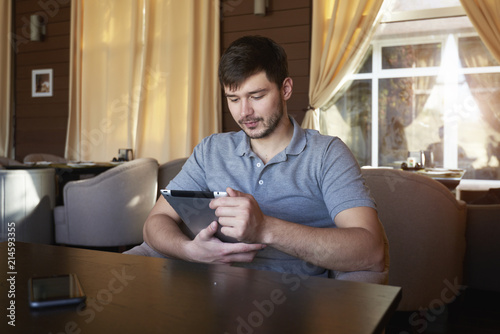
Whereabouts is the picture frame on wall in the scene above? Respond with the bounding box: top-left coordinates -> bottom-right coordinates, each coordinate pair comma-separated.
32,69 -> 53,97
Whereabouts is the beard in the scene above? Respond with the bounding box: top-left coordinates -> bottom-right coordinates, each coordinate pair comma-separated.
238,100 -> 284,139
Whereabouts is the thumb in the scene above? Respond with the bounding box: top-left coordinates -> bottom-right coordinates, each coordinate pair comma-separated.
226,187 -> 242,197
197,221 -> 218,241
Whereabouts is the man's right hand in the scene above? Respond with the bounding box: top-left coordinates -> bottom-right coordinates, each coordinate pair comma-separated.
185,221 -> 266,264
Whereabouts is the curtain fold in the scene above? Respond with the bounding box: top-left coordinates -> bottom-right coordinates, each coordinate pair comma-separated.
459,0 -> 500,134
66,0 -> 220,163
0,0 -> 12,157
460,0 -> 500,63
459,38 -> 500,133
303,0 -> 384,130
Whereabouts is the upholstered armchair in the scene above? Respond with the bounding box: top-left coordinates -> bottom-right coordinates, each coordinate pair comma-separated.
157,157 -> 188,198
361,168 -> 467,311
463,204 -> 500,292
0,156 -> 23,167
54,158 -> 158,247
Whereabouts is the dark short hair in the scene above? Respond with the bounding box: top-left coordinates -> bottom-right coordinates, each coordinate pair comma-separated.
219,35 -> 289,90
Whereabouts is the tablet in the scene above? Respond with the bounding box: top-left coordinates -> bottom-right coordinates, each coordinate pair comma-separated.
160,189 -> 238,243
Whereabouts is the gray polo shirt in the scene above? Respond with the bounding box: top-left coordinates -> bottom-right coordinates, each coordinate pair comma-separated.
168,117 -> 376,276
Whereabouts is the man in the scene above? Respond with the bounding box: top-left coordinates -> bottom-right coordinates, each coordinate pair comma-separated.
128,36 -> 387,280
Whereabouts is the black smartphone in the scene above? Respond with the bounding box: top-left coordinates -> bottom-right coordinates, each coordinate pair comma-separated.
28,273 -> 86,308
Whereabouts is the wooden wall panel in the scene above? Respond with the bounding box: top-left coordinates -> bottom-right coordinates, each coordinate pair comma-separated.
13,0 -> 71,161
220,0 -> 312,132
10,0 -> 312,159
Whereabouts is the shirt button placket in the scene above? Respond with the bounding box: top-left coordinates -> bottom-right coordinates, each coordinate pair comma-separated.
256,162 -> 264,187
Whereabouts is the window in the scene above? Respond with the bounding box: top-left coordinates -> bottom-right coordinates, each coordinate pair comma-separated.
321,1 -> 500,181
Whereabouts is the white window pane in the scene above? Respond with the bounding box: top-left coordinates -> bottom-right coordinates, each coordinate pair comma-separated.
321,1 -> 500,181
378,76 -> 437,167
321,80 -> 372,167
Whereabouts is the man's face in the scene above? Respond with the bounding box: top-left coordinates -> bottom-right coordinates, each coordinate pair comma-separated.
224,72 -> 285,139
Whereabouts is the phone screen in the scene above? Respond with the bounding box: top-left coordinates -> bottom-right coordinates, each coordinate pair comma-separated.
28,274 -> 86,308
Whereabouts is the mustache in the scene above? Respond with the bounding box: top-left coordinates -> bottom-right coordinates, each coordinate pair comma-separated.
238,117 -> 263,125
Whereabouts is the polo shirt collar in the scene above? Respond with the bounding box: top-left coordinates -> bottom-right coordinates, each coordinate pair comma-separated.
235,116 -> 307,158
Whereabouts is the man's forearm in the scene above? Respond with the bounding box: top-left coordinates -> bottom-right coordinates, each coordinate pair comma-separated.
143,214 -> 191,259
263,218 -> 385,272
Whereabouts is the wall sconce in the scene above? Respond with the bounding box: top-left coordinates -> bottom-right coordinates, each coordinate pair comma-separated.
254,0 -> 269,16
30,15 -> 46,41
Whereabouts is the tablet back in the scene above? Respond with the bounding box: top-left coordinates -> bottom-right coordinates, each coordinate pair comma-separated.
160,190 -> 237,243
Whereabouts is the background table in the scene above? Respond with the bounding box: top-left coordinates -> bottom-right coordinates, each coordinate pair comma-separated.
5,162 -> 119,205
1,242 -> 401,333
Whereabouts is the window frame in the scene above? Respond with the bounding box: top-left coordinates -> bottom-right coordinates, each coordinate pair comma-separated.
348,30 -> 500,171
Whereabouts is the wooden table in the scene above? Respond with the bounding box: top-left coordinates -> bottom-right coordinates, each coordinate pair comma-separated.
1,242 -> 401,333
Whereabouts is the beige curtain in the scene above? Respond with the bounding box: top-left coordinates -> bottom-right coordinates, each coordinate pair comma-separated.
459,36 -> 500,134
460,0 -> 500,133
0,0 -> 12,157
66,0 -> 221,163
302,0 -> 384,130
460,0 -> 500,63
